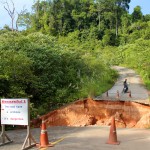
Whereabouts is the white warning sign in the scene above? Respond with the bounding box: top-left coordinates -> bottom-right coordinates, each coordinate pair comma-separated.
1,99 -> 29,125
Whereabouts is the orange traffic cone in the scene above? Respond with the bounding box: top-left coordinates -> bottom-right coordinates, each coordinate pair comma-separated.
106,91 -> 109,97
116,90 -> 119,99
106,116 -> 120,145
37,120 -> 53,148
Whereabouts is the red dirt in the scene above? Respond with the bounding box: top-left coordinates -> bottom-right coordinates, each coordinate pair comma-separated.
31,98 -> 150,129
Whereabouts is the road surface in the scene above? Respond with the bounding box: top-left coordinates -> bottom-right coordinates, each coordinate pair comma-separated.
95,66 -> 149,104
1,126 -> 150,150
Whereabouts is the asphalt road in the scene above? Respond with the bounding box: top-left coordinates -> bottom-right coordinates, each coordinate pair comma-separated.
95,66 -> 149,104
1,126 -> 150,150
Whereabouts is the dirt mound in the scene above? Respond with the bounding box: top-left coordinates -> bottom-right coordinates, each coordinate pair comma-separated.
31,98 -> 150,128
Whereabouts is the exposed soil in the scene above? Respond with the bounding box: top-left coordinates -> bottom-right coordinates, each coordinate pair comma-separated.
31,98 -> 150,129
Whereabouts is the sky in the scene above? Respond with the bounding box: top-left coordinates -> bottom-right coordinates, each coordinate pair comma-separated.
0,0 -> 150,29
0,0 -> 34,29
129,0 -> 150,15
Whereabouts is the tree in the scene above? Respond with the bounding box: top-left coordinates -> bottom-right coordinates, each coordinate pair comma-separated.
131,6 -> 143,22
121,13 -> 131,34
2,0 -> 16,31
95,0 -> 106,31
95,0 -> 130,37
16,8 -> 31,30
113,0 -> 131,37
143,14 -> 150,22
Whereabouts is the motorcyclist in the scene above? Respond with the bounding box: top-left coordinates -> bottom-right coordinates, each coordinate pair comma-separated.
123,79 -> 128,93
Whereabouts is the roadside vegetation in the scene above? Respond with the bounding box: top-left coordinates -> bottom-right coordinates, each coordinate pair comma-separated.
0,0 -> 149,118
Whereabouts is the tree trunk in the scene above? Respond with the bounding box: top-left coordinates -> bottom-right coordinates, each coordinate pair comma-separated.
115,10 -> 118,38
98,11 -> 101,31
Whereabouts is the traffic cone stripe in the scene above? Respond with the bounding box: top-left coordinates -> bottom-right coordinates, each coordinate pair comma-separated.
41,130 -> 47,134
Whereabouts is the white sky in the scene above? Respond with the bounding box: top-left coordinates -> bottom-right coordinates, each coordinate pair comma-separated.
0,0 -> 150,29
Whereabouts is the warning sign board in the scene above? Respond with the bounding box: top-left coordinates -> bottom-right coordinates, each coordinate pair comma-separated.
1,99 -> 29,125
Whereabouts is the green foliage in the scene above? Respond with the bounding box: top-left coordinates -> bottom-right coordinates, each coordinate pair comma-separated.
116,39 -> 150,89
16,0 -> 130,42
0,31 -> 118,115
0,49 -> 33,98
131,6 -> 143,22
77,55 -> 118,98
30,103 -> 39,119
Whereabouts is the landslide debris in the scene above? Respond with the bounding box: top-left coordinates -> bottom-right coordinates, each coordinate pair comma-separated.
31,98 -> 150,129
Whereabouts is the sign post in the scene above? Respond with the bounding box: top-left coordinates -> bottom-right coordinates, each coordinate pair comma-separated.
0,98 -> 36,150
0,124 -> 13,146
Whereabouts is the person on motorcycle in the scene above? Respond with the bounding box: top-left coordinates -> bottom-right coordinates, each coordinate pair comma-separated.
123,79 -> 128,93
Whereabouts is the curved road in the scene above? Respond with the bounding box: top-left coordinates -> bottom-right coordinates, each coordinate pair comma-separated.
95,66 -> 149,104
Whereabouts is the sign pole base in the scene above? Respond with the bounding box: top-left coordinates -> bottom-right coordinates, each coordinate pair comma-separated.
0,125 -> 13,146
